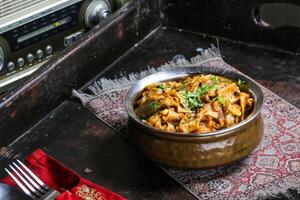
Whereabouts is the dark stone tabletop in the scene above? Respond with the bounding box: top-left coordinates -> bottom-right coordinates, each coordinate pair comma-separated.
0,0 -> 299,198
0,27 -> 299,200
96,27 -> 300,108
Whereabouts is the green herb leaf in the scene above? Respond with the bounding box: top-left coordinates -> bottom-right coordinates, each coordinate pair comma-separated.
217,95 -> 226,105
237,79 -> 249,92
237,79 -> 245,85
217,95 -> 230,105
208,84 -> 218,91
157,83 -> 165,91
149,101 -> 160,110
180,89 -> 203,110
180,81 -> 220,110
157,83 -> 166,92
210,75 -> 219,84
200,84 -> 209,94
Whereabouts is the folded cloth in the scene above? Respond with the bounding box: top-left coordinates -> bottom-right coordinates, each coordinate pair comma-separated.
2,149 -> 126,200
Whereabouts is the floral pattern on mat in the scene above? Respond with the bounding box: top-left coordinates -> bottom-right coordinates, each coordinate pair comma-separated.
77,55 -> 300,200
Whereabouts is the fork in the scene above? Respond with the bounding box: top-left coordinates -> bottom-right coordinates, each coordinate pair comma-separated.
5,159 -> 60,200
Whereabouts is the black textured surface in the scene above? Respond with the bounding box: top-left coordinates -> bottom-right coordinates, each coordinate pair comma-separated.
0,100 -> 196,200
1,27 -> 299,200
163,0 -> 300,53
90,27 -> 300,108
0,0 -> 299,199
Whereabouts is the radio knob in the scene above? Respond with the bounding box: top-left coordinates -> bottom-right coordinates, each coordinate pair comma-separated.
17,58 -> 25,67
7,62 -> 15,71
27,53 -> 35,63
36,49 -> 44,59
84,0 -> 112,28
45,45 -> 53,55
0,46 -> 4,71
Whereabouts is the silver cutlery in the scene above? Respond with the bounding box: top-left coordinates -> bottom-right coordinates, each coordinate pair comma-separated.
5,160 -> 60,200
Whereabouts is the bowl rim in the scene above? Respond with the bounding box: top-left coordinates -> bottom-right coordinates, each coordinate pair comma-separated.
125,66 -> 264,138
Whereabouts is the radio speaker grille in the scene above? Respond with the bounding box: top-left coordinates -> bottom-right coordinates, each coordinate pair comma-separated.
0,0 -> 48,19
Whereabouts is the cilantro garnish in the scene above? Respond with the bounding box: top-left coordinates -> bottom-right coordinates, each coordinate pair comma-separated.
200,84 -> 209,94
157,83 -> 165,91
210,75 -> 219,84
180,90 -> 203,110
237,79 -> 249,92
149,101 -> 160,110
237,79 -> 245,85
179,81 -> 220,110
217,96 -> 226,105
208,84 -> 218,91
214,95 -> 229,105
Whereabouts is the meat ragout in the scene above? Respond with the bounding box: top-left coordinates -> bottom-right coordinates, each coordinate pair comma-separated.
134,74 -> 254,134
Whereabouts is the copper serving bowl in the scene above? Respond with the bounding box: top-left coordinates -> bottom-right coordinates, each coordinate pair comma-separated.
125,66 -> 264,168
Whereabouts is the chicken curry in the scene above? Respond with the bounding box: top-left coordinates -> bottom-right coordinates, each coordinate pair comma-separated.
134,74 -> 254,134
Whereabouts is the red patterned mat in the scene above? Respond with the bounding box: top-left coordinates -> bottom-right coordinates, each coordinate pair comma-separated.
73,48 -> 300,200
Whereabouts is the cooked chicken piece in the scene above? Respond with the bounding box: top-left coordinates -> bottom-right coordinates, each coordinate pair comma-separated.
206,116 -> 216,129
159,96 -> 178,108
178,119 -> 200,133
206,110 -> 219,119
247,98 -> 254,107
225,113 -> 235,127
197,104 -> 218,119
166,123 -> 176,132
179,112 -> 193,124
218,83 -> 240,104
208,89 -> 217,97
199,75 -> 211,83
169,89 -> 185,105
240,92 -> 249,120
201,94 -> 211,103
195,124 -> 212,133
228,104 -> 242,116
186,79 -> 201,92
161,109 -> 169,115
165,81 -> 182,90
162,108 -> 184,122
211,101 -> 222,112
146,113 -> 161,127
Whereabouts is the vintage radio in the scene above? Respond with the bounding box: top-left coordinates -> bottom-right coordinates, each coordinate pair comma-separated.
0,0 -> 127,92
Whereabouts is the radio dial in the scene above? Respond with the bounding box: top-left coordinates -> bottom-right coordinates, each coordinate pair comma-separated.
27,53 -> 35,63
45,45 -> 53,55
17,58 -> 25,67
0,46 -> 4,71
36,49 -> 44,59
84,0 -> 112,28
7,62 -> 15,71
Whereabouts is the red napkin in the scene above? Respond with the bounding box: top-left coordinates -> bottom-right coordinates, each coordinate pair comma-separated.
2,149 -> 126,200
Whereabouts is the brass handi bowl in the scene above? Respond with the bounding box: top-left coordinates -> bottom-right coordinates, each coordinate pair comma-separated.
125,66 -> 264,168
